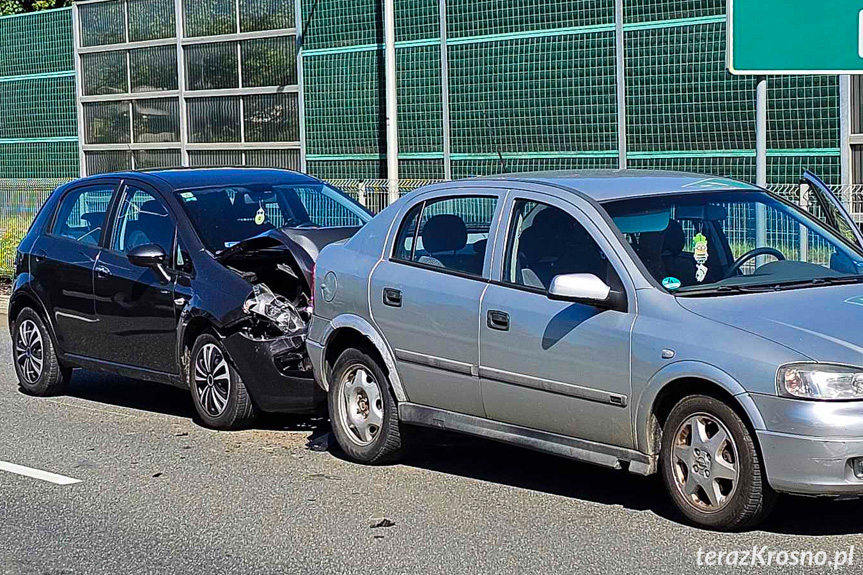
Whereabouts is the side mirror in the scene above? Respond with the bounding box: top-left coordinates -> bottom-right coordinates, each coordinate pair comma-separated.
127,243 -> 170,282
547,273 -> 626,311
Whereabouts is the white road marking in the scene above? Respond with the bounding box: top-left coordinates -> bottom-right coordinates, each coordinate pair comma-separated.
0,461 -> 81,485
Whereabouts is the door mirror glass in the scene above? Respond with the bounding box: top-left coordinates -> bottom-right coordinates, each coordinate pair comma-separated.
548,273 -> 611,303
127,243 -> 167,268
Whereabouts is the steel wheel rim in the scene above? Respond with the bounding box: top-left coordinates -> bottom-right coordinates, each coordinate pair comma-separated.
194,343 -> 231,417
671,412 -> 740,513
337,363 -> 384,447
15,319 -> 44,385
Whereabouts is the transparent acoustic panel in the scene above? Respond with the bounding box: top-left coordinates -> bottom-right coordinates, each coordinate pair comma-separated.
134,149 -> 182,169
184,0 -> 237,37
188,149 -> 243,166
83,101 -> 131,144
244,149 -> 300,170
239,0 -> 294,32
86,150 -> 132,175
78,0 -> 125,47
133,98 -> 180,143
128,0 -> 176,42
244,93 -> 299,142
131,46 -> 179,93
81,51 -> 128,96
185,42 -> 239,91
241,36 -> 297,87
187,96 -> 241,143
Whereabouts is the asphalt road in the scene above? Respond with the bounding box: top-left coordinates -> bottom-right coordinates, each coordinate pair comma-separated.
2,319 -> 863,574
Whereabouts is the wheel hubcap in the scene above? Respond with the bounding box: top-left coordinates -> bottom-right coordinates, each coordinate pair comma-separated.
15,319 -> 43,385
672,413 -> 739,512
338,364 -> 384,446
194,343 -> 230,417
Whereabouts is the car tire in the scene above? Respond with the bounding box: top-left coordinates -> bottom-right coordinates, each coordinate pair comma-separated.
12,307 -> 71,396
661,394 -> 775,531
189,333 -> 257,430
328,347 -> 409,464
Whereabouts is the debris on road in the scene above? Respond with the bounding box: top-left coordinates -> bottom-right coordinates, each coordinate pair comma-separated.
152,472 -> 163,478
369,517 -> 395,529
307,432 -> 333,452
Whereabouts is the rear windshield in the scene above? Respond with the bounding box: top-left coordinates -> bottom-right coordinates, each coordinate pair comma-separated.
175,182 -> 371,253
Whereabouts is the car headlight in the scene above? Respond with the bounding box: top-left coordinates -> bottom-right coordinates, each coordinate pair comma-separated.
777,363 -> 863,400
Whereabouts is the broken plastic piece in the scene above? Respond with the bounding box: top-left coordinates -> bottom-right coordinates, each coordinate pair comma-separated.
243,284 -> 306,335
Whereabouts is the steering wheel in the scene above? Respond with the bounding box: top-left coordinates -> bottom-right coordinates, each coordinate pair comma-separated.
723,247 -> 786,279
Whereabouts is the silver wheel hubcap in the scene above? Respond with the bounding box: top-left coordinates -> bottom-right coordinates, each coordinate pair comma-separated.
338,364 -> 384,446
194,343 -> 230,417
15,319 -> 44,385
672,413 -> 740,512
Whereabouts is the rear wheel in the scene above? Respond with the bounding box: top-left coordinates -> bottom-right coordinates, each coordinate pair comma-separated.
189,334 -> 257,430
328,347 -> 409,464
661,394 -> 775,531
12,307 -> 70,396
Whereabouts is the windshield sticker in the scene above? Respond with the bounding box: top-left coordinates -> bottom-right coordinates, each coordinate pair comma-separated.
255,207 -> 266,226
180,192 -> 197,202
662,277 -> 681,291
693,232 -> 709,283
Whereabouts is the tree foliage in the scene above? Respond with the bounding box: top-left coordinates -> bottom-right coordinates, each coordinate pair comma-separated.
1,0 -> 72,17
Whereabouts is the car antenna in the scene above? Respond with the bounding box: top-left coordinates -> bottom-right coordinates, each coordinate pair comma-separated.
482,106 -> 508,174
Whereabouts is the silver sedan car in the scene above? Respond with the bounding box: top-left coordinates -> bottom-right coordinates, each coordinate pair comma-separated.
306,170 -> 863,530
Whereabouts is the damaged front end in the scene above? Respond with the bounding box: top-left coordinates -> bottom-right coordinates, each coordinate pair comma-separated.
218,239 -> 324,413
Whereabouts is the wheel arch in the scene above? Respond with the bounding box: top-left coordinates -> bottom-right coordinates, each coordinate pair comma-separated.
8,289 -> 62,356
635,361 -> 766,457
319,314 -> 407,402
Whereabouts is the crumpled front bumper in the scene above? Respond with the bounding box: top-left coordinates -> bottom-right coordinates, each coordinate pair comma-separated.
752,393 -> 863,496
223,331 -> 325,413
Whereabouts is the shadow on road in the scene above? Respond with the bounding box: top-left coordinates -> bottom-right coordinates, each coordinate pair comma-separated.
50,369 -> 326,433
47,369 -> 863,536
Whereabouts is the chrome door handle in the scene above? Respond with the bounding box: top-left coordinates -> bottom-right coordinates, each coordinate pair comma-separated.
95,265 -> 111,278
487,310 -> 510,331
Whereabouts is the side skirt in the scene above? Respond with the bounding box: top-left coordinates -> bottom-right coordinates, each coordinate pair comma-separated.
398,403 -> 656,476
63,353 -> 186,389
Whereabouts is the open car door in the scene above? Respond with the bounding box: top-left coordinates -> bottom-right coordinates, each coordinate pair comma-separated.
801,169 -> 863,250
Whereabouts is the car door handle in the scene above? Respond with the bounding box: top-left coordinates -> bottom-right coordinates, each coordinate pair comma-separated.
383,287 -> 402,308
487,310 -> 510,331
95,265 -> 111,278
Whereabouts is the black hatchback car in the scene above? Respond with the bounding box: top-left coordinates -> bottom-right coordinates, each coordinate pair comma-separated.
9,168 -> 371,429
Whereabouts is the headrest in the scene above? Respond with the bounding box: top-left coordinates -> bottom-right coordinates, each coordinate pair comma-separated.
139,200 -> 168,218
639,231 -> 665,254
422,214 -> 467,254
80,212 -> 104,228
662,220 -> 686,255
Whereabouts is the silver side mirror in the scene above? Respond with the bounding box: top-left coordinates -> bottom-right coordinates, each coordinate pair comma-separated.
547,273 -> 626,311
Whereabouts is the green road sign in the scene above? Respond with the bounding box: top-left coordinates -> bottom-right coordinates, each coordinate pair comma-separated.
729,0 -> 863,74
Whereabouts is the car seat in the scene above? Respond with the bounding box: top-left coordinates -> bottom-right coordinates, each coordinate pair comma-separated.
417,214 -> 468,271
126,200 -> 174,253
660,220 -> 697,285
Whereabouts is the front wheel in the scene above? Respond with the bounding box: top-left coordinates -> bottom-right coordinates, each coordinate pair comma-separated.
189,334 -> 257,430
328,347 -> 409,464
661,395 -> 775,531
12,307 -> 70,396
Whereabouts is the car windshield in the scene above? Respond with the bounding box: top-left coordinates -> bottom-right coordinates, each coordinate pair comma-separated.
174,181 -> 371,253
602,190 -> 863,295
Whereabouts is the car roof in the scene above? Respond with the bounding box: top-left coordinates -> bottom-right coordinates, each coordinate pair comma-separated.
475,169 -> 762,202
83,167 -> 322,190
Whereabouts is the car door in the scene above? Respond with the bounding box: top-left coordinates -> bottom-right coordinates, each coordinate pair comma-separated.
479,191 -> 636,449
369,190 -> 505,417
92,180 -> 179,374
30,180 -> 119,356
800,170 -> 863,250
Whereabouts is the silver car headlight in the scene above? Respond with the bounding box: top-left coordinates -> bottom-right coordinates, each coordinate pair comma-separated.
777,363 -> 863,400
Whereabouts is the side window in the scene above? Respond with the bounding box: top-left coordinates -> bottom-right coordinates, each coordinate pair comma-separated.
51,184 -> 115,245
503,200 -> 620,291
392,195 -> 498,277
112,186 -> 175,255
175,237 -> 193,273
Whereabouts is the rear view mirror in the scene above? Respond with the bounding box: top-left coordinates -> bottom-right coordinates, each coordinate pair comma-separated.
547,273 -> 626,311
127,243 -> 170,282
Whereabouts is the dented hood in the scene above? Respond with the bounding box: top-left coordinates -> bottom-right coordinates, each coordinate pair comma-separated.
215,226 -> 361,288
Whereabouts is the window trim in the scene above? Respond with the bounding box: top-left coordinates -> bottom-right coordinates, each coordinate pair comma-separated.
104,181 -> 177,257
47,180 -> 121,246
389,193 -> 500,280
